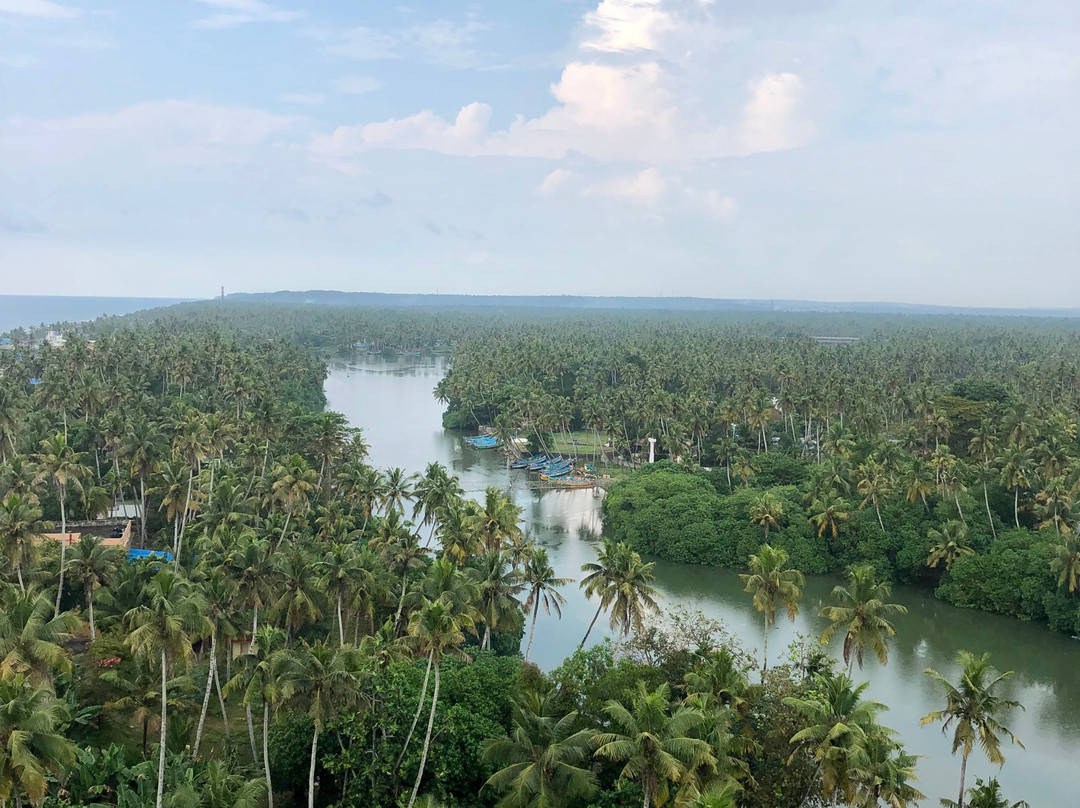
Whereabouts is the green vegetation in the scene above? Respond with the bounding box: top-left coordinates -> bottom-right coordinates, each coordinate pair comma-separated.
0,303 -> 1054,806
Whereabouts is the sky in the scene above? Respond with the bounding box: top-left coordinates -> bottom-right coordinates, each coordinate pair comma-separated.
1,0 -> 1078,307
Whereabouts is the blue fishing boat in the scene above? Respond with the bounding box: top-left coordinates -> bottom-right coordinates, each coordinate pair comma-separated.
527,455 -> 555,471
465,435 -> 499,449
511,453 -> 545,469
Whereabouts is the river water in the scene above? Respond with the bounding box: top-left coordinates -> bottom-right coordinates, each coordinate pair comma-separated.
325,356 -> 1078,807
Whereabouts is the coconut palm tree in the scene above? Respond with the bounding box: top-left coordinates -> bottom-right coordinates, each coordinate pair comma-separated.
226,625 -> 289,808
468,487 -> 524,554
856,458 -> 890,533
0,492 -> 48,592
33,433 -> 90,616
124,570 -> 208,808
748,492 -> 784,540
809,496 -> 851,539
475,548 -> 524,651
405,598 -> 473,808
482,690 -> 597,808
739,544 -> 804,675
997,447 -> 1033,529
382,467 -> 418,516
191,569 -> 235,757
0,672 -> 77,807
521,547 -> 569,663
0,588 -> 81,686
921,651 -> 1024,808
65,533 -> 120,639
785,673 -> 887,807
269,547 -> 324,643
280,641 -> 366,808
592,682 -> 715,808
1051,533 -> 1080,593
927,521 -> 975,572
819,565 -> 908,675
269,454 -> 318,547
850,728 -> 925,808
950,778 -> 1029,808
121,417 -> 167,547
578,539 -> 661,648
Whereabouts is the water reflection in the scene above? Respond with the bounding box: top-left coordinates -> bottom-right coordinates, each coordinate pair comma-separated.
325,358 -> 1078,807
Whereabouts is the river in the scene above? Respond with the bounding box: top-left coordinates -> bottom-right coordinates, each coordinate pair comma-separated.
324,356 -> 1078,807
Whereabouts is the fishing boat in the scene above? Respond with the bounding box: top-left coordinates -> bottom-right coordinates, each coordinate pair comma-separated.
465,435 -> 499,449
527,455 -> 556,471
512,453 -> 545,469
546,475 -> 596,489
538,459 -> 573,474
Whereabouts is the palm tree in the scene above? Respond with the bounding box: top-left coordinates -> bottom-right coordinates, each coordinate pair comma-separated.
0,673 -> 77,807
65,534 -> 120,639
468,487 -> 524,553
739,544 -> 804,674
125,570 -> 208,808
122,417 -> 167,547
383,467 -> 418,515
856,458 -> 890,533
921,651 -> 1024,808
270,454 -> 318,546
927,521 -> 975,572
819,565 -> 908,674
0,588 -> 80,685
785,673 -> 887,807
405,598 -> 473,808
192,569 -> 235,757
901,458 -> 934,515
280,641 -> 366,808
809,496 -> 850,538
997,446 -> 1032,528
268,547 -> 324,643
0,492 -> 48,592
521,547 -> 569,663
475,548 -> 524,650
316,541 -> 364,645
1051,534 -> 1080,593
578,539 -> 661,648
850,728 -> 925,808
950,778 -> 1029,808
592,682 -> 715,808
33,433 -> 90,616
748,492 -> 784,540
482,691 -> 597,808
226,625 -> 289,808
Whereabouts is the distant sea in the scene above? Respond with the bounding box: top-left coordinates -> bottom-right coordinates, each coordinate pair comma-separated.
0,295 -> 194,333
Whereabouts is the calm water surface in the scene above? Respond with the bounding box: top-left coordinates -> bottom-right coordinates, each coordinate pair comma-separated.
325,356 -> 1079,807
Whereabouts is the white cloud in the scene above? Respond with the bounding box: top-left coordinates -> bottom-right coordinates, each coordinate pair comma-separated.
539,168 -> 573,194
739,72 -> 812,154
280,93 -> 325,105
192,0 -> 301,29
331,75 -> 383,95
311,16 -> 490,68
0,0 -> 79,17
582,0 -> 672,53
306,1 -> 812,165
2,100 -> 300,165
684,187 -> 737,220
585,167 -> 669,205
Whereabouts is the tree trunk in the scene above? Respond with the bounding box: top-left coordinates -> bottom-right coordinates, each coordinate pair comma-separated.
178,468 -> 194,553
263,701 -> 275,808
394,572 -> 408,634
213,649 -> 229,742
246,703 -> 259,765
762,613 -> 770,675
55,488 -> 67,617
954,491 -> 966,524
395,651 -> 432,777
277,510 -> 291,550
308,726 -> 319,808
957,750 -> 969,808
482,623 -> 491,651
251,604 -> 258,652
140,476 -> 148,547
983,482 -> 997,538
1014,487 -> 1020,528
157,648 -> 167,808
579,602 -> 604,649
87,587 -> 96,639
406,660 -> 440,808
524,598 -> 540,662
337,594 -> 345,646
643,787 -> 651,808
194,631 -> 216,756
875,501 -> 885,533
16,563 -> 25,593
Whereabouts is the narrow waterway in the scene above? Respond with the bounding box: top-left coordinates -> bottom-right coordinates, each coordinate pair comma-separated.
325,356 -> 1078,807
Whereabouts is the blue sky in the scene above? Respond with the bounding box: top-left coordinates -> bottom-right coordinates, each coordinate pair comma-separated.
1,0 -> 1078,306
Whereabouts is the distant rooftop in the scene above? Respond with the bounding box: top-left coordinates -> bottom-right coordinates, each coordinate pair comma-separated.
809,336 -> 860,345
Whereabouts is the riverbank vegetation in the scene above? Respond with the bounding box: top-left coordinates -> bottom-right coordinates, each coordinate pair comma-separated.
0,305 -> 1052,806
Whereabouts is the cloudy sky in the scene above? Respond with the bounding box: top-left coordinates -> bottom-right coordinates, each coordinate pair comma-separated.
1,0 -> 1078,306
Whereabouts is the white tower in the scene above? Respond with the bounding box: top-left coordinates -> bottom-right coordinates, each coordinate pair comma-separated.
648,437 -> 657,463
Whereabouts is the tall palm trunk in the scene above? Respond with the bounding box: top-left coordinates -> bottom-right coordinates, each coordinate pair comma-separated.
87,584 -> 96,639
875,500 -> 885,533
140,476 -> 148,547
525,599 -> 540,662
157,648 -> 167,808
406,660 -> 440,808
395,651 -> 432,777
762,613 -> 769,675
579,602 -> 604,649
55,485 -> 67,618
246,703 -> 259,766
213,649 -> 229,742
263,701 -> 275,808
957,749 -> 969,808
308,726 -> 319,808
394,571 -> 408,633
337,594 -> 345,646
1014,487 -> 1020,528
193,631 -> 216,755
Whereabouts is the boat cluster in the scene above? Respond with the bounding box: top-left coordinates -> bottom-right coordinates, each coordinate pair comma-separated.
509,453 -> 596,488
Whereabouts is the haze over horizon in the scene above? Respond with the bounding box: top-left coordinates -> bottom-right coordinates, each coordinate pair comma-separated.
2,0 -> 1078,307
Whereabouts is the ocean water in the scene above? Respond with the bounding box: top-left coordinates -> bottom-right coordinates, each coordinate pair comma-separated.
0,295 -> 194,333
